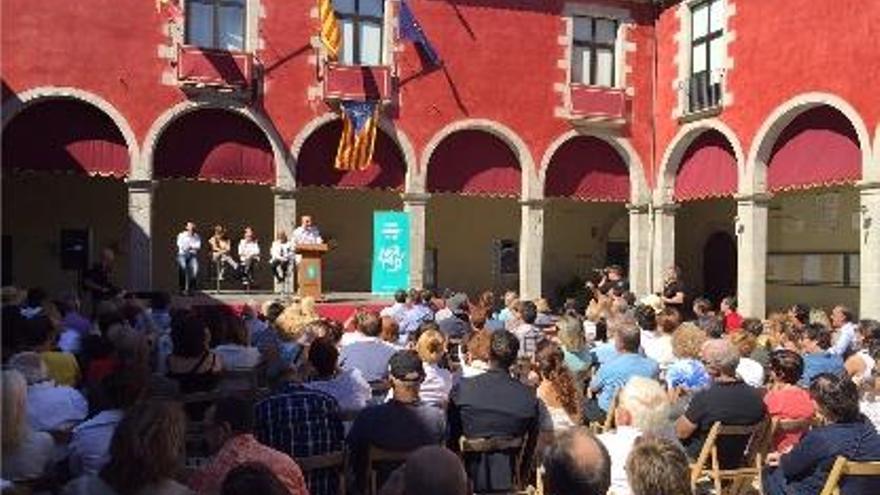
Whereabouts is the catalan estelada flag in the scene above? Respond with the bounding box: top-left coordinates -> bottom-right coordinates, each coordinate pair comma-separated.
318,0 -> 341,60
335,101 -> 379,171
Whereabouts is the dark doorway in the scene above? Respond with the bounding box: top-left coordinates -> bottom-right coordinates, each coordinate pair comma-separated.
702,231 -> 736,305
606,241 -> 629,272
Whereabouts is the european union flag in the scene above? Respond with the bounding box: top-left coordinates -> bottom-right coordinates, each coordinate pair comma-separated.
399,0 -> 441,68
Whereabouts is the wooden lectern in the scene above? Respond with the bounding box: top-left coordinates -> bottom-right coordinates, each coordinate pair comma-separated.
296,244 -> 329,299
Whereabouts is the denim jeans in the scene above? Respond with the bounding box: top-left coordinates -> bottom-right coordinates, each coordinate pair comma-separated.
177,253 -> 198,292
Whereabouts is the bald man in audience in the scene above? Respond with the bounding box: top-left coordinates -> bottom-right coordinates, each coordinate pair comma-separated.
379,446 -> 469,495
541,427 -> 611,495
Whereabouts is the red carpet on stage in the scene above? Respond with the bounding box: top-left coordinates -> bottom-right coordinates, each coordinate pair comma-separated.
315,302 -> 386,322
179,293 -> 388,324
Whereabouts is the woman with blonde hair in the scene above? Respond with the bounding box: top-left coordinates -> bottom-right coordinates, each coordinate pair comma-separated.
665,323 -> 710,393
1,369 -> 55,482
416,329 -> 453,406
809,308 -> 832,328
555,315 -> 593,375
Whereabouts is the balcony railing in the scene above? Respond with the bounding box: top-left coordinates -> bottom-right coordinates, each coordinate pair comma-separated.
685,70 -> 724,114
323,63 -> 392,102
567,85 -> 627,125
177,45 -> 253,89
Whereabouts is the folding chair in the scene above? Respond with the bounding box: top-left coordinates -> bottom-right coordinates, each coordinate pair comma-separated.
589,389 -> 619,434
459,434 -> 531,493
368,447 -> 412,495
689,417 -> 772,495
296,450 -> 347,495
819,456 -> 880,495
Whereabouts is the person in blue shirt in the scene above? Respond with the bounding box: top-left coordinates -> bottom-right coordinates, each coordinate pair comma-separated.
398,289 -> 434,345
586,318 -> 659,423
764,373 -> 880,495
800,323 -> 845,387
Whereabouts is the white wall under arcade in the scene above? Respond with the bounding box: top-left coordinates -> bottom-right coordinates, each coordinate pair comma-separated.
767,187 -> 860,313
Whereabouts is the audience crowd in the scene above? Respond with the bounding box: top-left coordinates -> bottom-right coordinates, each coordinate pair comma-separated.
2,271 -> 880,495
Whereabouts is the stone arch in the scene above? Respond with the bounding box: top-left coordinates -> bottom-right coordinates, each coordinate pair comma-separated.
2,86 -> 140,174
539,130 -> 649,205
875,123 -> 880,182
290,113 -> 419,192
421,119 -> 536,200
745,92 -> 873,193
142,101 -> 288,186
656,118 -> 745,204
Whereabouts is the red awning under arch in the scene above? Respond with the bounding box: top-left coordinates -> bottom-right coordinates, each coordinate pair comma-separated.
154,109 -> 274,184
297,120 -> 406,190
427,129 -> 520,196
545,136 -> 629,202
768,106 -> 861,192
2,99 -> 129,178
674,130 -> 738,201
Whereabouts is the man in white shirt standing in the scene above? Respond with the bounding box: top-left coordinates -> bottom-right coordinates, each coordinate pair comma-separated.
292,215 -> 323,245
176,221 -> 201,295
238,226 -> 261,288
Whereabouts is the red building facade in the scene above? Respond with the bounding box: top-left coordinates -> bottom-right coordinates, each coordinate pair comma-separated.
2,0 -> 878,316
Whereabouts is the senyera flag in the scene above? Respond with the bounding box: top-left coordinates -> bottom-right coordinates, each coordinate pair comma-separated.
317,0 -> 341,60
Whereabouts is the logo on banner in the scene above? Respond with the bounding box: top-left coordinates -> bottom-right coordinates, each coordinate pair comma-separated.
372,211 -> 411,294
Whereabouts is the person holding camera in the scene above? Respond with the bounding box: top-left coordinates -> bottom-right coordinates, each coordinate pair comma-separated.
587,265 -> 629,296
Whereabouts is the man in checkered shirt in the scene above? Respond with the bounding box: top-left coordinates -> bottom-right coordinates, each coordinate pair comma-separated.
255,382 -> 344,495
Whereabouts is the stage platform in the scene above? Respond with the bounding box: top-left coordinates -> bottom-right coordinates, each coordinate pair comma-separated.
169,291 -> 392,322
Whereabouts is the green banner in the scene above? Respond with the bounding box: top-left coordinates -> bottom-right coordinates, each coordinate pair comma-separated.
372,211 -> 411,294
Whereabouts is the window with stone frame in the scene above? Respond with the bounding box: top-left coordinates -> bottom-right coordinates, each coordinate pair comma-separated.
688,0 -> 724,112
571,15 -> 618,87
334,0 -> 384,66
186,0 -> 246,51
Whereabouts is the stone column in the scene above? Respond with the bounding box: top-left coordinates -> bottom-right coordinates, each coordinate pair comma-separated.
735,192 -> 771,318
402,192 -> 429,289
126,179 -> 156,291
627,203 -> 652,297
273,187 -> 297,293
652,203 -> 678,293
273,187 -> 297,238
519,199 -> 545,300
860,181 -> 880,319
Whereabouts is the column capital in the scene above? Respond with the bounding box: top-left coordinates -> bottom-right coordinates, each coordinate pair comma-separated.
271,186 -> 297,199
401,192 -> 431,204
626,202 -> 650,214
519,198 -> 546,208
652,202 -> 680,213
734,192 -> 773,205
857,180 -> 880,192
125,178 -> 157,192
